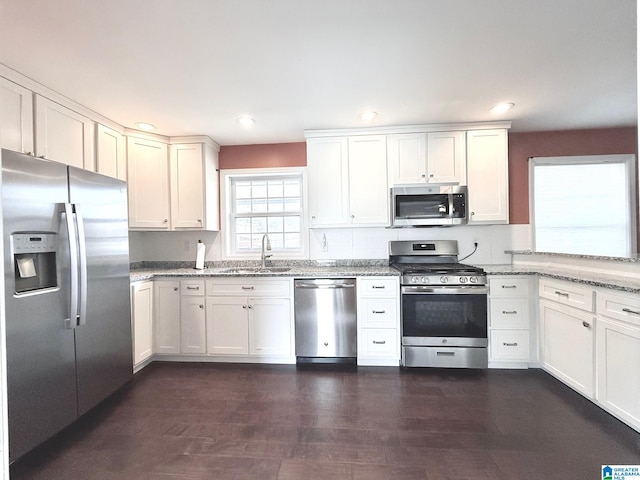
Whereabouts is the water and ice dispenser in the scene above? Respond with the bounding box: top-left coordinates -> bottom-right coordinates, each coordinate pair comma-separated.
12,233 -> 58,294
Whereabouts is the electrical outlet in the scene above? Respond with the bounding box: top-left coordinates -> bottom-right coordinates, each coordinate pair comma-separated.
320,234 -> 328,252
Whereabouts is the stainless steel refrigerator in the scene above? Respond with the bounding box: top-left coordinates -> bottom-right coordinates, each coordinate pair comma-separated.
1,149 -> 133,462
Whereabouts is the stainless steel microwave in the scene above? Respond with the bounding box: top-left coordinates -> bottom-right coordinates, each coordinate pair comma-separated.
390,185 -> 467,227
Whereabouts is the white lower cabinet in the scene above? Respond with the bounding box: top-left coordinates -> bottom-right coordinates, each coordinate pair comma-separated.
539,278 -> 595,399
488,276 -> 532,368
154,280 -> 181,354
356,277 -> 400,366
131,280 -> 154,369
180,280 -> 207,354
205,278 -> 294,360
596,289 -> 640,431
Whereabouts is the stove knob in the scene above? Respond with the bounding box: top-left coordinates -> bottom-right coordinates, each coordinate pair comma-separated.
410,276 -> 418,284
421,276 -> 428,284
459,276 -> 468,283
469,276 -> 478,284
440,277 -> 449,284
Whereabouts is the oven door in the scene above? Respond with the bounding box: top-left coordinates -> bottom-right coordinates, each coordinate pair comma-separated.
401,285 -> 488,347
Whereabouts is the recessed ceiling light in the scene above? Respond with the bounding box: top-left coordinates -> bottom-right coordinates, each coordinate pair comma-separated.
236,116 -> 256,128
490,103 -> 515,114
358,111 -> 378,122
134,122 -> 156,131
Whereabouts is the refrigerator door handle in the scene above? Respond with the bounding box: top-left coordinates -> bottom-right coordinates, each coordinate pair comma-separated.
74,204 -> 88,326
63,203 -> 80,329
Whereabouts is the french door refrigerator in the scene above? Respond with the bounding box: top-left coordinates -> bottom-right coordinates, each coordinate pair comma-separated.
1,149 -> 133,462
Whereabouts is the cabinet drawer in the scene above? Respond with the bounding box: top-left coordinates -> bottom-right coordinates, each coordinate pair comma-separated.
489,298 -> 529,329
358,277 -> 398,297
596,289 -> 640,327
539,278 -> 594,312
181,279 -> 205,296
490,330 -> 530,361
359,298 -> 397,328
206,279 -> 290,297
489,277 -> 530,297
358,328 -> 398,358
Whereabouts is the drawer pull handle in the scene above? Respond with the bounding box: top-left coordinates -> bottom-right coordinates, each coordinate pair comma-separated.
372,286 -> 386,290
554,291 -> 569,297
502,310 -> 517,315
502,285 -> 517,289
372,310 -> 386,314
622,308 -> 640,316
503,342 -> 518,347
241,286 -> 254,290
436,351 -> 455,356
186,286 -> 200,290
582,321 -> 590,328
372,340 -> 386,345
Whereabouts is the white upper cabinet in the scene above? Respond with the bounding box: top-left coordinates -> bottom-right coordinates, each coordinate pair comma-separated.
127,136 -> 170,230
307,135 -> 388,228
387,133 -> 427,184
34,95 -> 94,170
95,124 -> 126,181
466,128 -> 509,224
307,137 -> 350,227
387,131 -> 466,185
347,136 -> 388,225
426,131 -> 466,184
169,142 -> 219,231
0,77 -> 33,153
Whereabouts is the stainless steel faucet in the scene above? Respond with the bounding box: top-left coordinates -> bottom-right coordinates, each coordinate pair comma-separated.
261,233 -> 272,267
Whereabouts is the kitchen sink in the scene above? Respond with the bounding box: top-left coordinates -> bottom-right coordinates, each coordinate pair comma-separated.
219,267 -> 291,274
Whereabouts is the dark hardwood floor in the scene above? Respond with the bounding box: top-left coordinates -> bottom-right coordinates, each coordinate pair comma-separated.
10,362 -> 640,480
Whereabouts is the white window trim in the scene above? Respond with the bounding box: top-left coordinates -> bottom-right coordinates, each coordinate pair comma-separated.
220,167 -> 309,260
528,154 -> 637,256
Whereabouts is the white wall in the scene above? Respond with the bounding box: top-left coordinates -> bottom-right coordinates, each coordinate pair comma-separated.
130,224 -> 532,265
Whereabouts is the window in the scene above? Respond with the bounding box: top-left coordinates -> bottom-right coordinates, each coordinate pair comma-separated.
530,155 -> 637,257
221,168 -> 307,258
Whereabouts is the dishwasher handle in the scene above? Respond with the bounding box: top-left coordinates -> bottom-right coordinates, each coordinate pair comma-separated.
295,282 -> 355,289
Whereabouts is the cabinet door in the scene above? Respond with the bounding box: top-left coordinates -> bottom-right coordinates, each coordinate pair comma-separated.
131,281 -> 153,365
307,137 -> 350,227
426,131 -> 466,184
386,133 -> 427,185
596,317 -> 640,429
0,77 -> 33,153
180,296 -> 206,354
466,129 -> 508,224
348,136 -> 389,226
96,124 -> 126,181
34,95 -> 94,170
249,297 -> 292,356
127,137 -> 170,229
154,281 -> 181,354
206,297 -> 249,355
540,299 -> 594,398
170,143 -> 205,229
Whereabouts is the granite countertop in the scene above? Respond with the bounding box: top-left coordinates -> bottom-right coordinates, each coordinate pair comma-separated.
482,264 -> 640,294
130,264 -> 399,282
506,250 -> 640,263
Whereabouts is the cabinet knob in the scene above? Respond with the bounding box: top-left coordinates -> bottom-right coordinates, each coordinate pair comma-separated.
324,342 -> 329,346
248,305 -> 253,309
421,174 -> 426,178
471,212 -> 475,216
311,215 -> 316,219
38,155 -> 46,159
242,305 -> 247,309
582,321 -> 591,328
199,304 -> 204,309
351,215 -> 355,219
163,219 -> 168,224
197,219 -> 202,223
173,287 -> 178,291
429,174 -> 434,177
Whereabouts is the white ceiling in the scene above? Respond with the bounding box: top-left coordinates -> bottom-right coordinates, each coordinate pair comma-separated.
0,0 -> 636,146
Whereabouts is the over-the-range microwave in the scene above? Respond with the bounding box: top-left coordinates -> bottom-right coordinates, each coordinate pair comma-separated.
390,185 -> 467,227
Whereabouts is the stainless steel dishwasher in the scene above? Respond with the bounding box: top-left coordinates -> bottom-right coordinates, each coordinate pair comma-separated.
294,278 -> 357,364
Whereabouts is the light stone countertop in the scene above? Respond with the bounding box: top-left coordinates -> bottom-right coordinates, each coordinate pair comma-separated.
482,264 -> 640,294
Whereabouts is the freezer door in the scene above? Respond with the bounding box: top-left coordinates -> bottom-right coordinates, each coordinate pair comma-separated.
1,149 -> 78,462
68,166 -> 133,416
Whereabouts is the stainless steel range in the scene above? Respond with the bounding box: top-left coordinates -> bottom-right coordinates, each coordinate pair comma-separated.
389,240 -> 488,368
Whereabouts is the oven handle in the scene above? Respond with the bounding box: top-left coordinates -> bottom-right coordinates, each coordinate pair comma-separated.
401,285 -> 488,295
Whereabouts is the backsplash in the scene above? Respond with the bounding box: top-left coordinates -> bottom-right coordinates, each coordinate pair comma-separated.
129,224 -> 532,266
